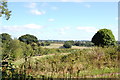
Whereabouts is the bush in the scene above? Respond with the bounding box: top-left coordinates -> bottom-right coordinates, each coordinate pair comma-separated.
38,41 -> 50,46
63,42 -> 72,48
74,41 -> 94,47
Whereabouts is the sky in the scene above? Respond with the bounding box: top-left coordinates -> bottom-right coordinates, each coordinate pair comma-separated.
0,2 -> 118,40
7,0 -> 119,2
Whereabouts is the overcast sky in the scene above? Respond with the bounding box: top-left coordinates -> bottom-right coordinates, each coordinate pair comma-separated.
0,2 -> 118,40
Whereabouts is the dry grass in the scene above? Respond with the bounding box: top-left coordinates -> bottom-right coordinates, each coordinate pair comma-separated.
13,52 -> 70,66
12,46 -> 119,78
71,46 -> 91,49
42,43 -> 91,49
42,43 -> 63,48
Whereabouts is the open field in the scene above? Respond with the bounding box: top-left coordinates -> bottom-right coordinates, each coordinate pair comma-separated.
42,43 -> 63,48
42,43 -> 91,49
2,40 -> 119,78
11,46 -> 119,78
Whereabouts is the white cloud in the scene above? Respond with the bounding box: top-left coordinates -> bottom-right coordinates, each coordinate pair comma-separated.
59,27 -> 70,35
0,24 -> 43,33
48,18 -> 55,22
30,9 -> 45,15
85,4 -> 91,8
64,27 -> 70,30
0,25 -> 23,32
77,26 -> 98,32
25,2 -> 46,15
24,24 -> 43,29
60,28 -> 67,34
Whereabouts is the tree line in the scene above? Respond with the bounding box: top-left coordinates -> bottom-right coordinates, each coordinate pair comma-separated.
0,28 -> 117,49
63,28 -> 117,48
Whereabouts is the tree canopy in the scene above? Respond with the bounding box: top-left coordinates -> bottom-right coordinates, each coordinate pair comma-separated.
18,34 -> 38,44
63,41 -> 72,48
0,0 -> 11,20
0,33 -> 12,43
91,28 -> 116,47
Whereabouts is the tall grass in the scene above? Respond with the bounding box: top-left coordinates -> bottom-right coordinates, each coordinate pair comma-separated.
14,46 -> 119,78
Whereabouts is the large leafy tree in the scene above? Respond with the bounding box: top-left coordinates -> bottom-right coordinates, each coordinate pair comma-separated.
91,28 -> 116,47
18,34 -> 38,44
0,33 -> 12,60
0,33 -> 12,43
7,39 -> 33,60
0,0 -> 11,20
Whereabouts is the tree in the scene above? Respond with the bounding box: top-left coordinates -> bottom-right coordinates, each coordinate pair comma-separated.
0,0 -> 11,20
67,40 -> 74,45
44,41 -> 50,46
91,28 -> 116,47
63,41 -> 72,48
0,33 -> 12,43
18,34 -> 38,44
74,41 -> 83,46
38,41 -> 50,46
8,39 -> 24,60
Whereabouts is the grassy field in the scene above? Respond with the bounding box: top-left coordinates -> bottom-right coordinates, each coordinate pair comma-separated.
42,43 -> 63,48
42,43 -> 91,49
13,52 -> 70,66
11,44 -> 119,78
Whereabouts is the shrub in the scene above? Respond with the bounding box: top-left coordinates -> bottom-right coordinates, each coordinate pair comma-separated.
38,41 -> 50,46
63,42 -> 72,48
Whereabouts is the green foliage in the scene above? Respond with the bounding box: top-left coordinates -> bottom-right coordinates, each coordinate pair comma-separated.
117,45 -> 120,51
44,41 -> 50,46
1,33 -> 119,78
18,34 -> 38,44
22,47 -> 119,78
23,43 -> 33,57
31,42 -> 38,50
2,39 -> 34,61
63,41 -> 72,48
38,41 -> 50,46
2,61 -> 15,78
66,40 -> 74,45
74,41 -> 94,47
3,39 -> 24,60
1,33 -> 12,60
0,33 -> 12,43
92,28 -> 116,47
1,60 -> 34,79
0,0 -> 11,20
9,40 -> 22,60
